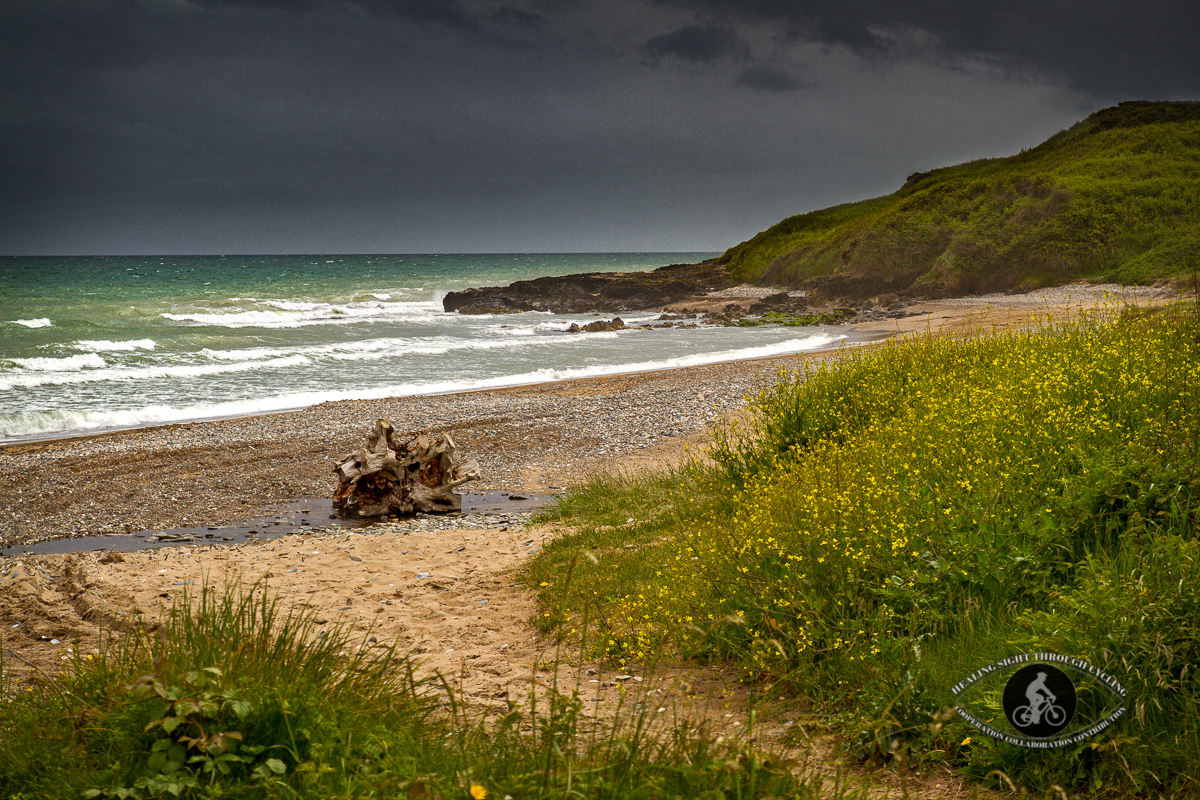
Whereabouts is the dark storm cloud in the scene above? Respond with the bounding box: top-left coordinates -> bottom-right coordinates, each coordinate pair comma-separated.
655,0 -> 1200,97
644,23 -> 749,65
0,0 -> 1195,254
187,0 -> 549,29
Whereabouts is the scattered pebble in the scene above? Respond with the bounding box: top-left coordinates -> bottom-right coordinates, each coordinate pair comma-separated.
367,511 -> 536,536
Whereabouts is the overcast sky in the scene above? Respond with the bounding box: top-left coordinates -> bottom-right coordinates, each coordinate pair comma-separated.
2,0 -> 1196,255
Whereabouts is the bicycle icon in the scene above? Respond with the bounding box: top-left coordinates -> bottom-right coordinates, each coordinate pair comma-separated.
1006,667 -> 1074,735
1012,700 -> 1067,728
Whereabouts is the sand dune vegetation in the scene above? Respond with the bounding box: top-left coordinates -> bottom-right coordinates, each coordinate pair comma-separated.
532,302 -> 1200,795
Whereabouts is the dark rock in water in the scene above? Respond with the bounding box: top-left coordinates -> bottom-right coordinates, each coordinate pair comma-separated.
443,260 -> 733,315
581,317 -> 625,332
566,323 -> 580,333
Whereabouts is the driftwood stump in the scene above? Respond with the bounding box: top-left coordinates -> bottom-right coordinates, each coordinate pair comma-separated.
332,419 -> 480,518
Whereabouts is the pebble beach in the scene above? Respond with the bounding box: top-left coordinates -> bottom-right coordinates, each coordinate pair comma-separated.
0,280 -> 1185,709
0,280 -> 1180,552
0,358 -> 787,550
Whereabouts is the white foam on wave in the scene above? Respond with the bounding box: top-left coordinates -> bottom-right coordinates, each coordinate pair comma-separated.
198,330 -> 618,364
264,300 -> 323,312
162,297 -> 445,329
0,333 -> 846,440
481,325 -> 538,337
0,354 -> 311,391
12,318 -> 53,328
8,353 -> 106,372
0,402 -> 300,440
73,339 -> 157,352
423,334 -> 847,391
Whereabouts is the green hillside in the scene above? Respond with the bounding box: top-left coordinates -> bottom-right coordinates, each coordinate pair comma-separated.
720,101 -> 1200,299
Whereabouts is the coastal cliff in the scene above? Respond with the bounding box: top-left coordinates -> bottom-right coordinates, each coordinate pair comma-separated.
445,103 -> 1199,314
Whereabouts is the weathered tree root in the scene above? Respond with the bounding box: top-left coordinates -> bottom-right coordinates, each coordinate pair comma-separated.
332,419 -> 480,518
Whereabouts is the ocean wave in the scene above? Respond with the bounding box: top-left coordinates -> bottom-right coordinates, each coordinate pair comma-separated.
0,403 -> 282,439
424,334 -> 847,389
73,338 -> 157,352
12,318 -> 53,328
481,325 -> 538,337
0,332 -> 846,440
0,354 -> 312,391
260,300 -> 314,312
197,331 -> 619,364
161,298 -> 445,329
8,353 -> 107,372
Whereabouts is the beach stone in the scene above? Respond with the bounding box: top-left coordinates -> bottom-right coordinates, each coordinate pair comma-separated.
581,317 -> 625,332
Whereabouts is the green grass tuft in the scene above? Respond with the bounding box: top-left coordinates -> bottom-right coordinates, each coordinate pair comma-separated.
0,580 -> 852,799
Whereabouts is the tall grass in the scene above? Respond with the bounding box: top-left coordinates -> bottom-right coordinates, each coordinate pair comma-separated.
531,306 -> 1200,796
0,581 -> 852,799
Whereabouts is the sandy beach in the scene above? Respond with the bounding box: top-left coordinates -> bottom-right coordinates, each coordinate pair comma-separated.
0,283 -> 1180,704
0,281 -> 1184,799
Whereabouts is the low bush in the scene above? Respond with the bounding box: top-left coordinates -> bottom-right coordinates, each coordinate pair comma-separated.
532,305 -> 1200,796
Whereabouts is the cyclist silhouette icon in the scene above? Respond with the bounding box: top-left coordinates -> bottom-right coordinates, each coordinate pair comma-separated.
1003,664 -> 1076,738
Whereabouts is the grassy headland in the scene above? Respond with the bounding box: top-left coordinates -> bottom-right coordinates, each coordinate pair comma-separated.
720,101 -> 1200,300
530,303 -> 1200,795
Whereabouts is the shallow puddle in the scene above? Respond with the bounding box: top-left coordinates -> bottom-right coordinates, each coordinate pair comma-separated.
1,491 -> 554,557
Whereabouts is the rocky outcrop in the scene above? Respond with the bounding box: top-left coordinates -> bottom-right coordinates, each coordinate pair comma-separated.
748,291 -> 809,314
566,317 -> 626,333
443,261 -> 734,315
706,303 -> 749,325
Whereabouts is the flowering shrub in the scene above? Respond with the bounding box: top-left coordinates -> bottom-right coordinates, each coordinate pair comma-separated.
535,304 -> 1200,792
597,310 -> 1197,670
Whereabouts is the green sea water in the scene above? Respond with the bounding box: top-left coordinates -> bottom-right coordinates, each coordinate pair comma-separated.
0,253 -> 856,442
